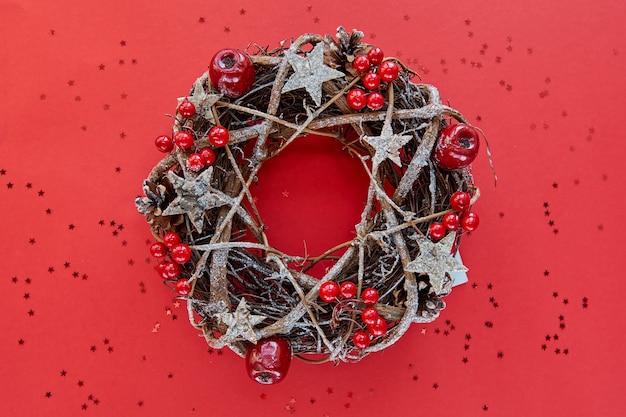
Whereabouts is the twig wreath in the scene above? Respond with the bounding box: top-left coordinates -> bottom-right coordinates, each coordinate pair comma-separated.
136,28 -> 484,384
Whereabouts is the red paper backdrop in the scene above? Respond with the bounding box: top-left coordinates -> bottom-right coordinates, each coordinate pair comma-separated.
2,0 -> 625,415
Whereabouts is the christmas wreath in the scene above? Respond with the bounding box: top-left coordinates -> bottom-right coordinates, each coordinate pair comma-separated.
136,27 -> 483,384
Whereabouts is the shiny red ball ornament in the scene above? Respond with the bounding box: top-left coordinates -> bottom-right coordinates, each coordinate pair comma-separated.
187,153 -> 204,172
367,316 -> 388,337
339,281 -> 357,299
178,99 -> 196,118
367,92 -> 385,110
175,279 -> 191,296
208,126 -> 229,147
163,232 -> 181,248
367,47 -> 384,65
450,191 -> 471,212
378,61 -> 400,82
149,242 -> 168,258
361,307 -> 379,325
199,147 -> 216,166
428,222 -> 447,241
362,72 -> 381,90
434,124 -> 480,170
353,331 -> 371,349
442,213 -> 461,231
347,89 -> 367,110
154,135 -> 174,153
174,131 -> 194,150
361,288 -> 379,306
461,212 -> 480,232
163,262 -> 181,279
319,281 -> 340,303
246,336 -> 292,385
171,243 -> 192,264
209,49 -> 256,98
353,55 -> 371,72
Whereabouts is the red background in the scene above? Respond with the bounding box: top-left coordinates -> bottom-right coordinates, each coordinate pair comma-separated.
2,0 -> 625,415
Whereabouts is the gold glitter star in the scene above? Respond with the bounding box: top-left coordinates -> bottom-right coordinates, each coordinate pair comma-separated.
405,233 -> 467,295
178,76 -> 222,123
362,123 -> 411,167
282,42 -> 345,106
215,299 -> 266,344
162,167 -> 229,233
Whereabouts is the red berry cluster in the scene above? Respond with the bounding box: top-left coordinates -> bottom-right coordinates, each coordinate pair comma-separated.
428,191 -> 480,241
150,232 -> 193,296
153,126 -> 228,171
318,282 -> 387,350
347,47 -> 401,111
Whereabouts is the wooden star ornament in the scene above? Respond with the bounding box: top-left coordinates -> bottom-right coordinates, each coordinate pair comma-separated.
214,299 -> 267,344
282,42 -> 345,106
178,76 -> 222,123
405,233 -> 468,295
362,122 -> 412,167
161,167 -> 229,233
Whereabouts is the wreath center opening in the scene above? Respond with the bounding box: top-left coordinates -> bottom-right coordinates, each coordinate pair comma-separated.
253,133 -> 370,277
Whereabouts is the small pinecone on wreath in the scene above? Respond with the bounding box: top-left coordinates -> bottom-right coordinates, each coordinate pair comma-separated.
136,27 -> 484,384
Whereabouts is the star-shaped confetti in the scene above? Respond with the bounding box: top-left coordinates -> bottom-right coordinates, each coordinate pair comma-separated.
405,233 -> 467,294
362,123 -> 411,167
178,77 -> 222,123
214,298 -> 266,344
282,42 -> 344,106
162,168 -> 229,233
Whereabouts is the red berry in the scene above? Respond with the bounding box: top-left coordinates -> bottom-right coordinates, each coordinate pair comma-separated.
434,124 -> 480,170
150,242 -> 168,258
353,331 -> 371,349
199,148 -> 216,166
163,262 -> 181,279
208,126 -> 229,147
367,92 -> 385,110
442,213 -> 461,231
353,55 -> 370,72
163,232 -> 181,248
171,243 -> 192,264
362,72 -> 381,90
178,99 -> 196,118
175,279 -> 191,296
450,191 -> 471,212
339,281 -> 357,299
379,61 -> 400,82
187,153 -> 204,172
319,281 -> 340,303
361,307 -> 379,325
157,262 -> 168,279
346,89 -> 367,110
461,212 -> 480,232
174,131 -> 194,150
361,288 -> 379,306
246,336 -> 292,385
429,222 -> 447,241
367,316 -> 388,337
154,135 -> 174,153
209,49 -> 256,98
367,47 -> 384,65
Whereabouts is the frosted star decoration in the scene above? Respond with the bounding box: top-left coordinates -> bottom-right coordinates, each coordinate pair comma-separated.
162,167 -> 229,233
177,77 -> 222,123
405,233 -> 468,295
214,299 -> 267,344
362,123 -> 412,167
282,42 -> 345,107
